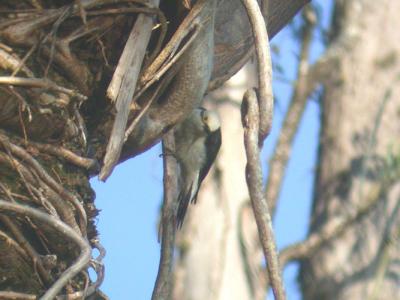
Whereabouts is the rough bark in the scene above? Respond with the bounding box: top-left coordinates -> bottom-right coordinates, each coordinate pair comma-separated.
300,1 -> 400,299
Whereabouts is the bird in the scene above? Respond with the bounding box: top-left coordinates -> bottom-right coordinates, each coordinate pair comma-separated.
173,107 -> 221,227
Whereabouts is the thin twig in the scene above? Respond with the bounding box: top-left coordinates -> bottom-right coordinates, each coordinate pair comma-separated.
181,0 -> 192,9
368,198 -> 400,300
87,239 -> 106,296
0,200 -> 91,300
118,0 -> 217,159
358,87 -> 393,201
0,291 -> 36,300
0,48 -> 34,77
0,153 -> 64,220
0,215 -> 53,285
11,44 -> 37,77
139,0 -> 208,84
241,0 -> 273,143
152,132 -> 178,300
85,6 -> 167,65
0,152 -> 39,198
0,229 -> 29,261
27,141 -> 98,171
124,44 -> 189,141
241,89 -> 286,300
12,87 -> 30,141
57,243 -> 105,300
123,71 -> 171,142
44,7 -> 72,77
279,183 -> 383,268
134,19 -> 200,100
0,76 -> 87,101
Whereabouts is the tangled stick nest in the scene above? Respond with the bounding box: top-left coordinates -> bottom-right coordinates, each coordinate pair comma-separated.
0,0 -> 306,298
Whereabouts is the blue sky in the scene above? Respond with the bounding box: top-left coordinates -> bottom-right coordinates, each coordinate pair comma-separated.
91,1 -> 333,299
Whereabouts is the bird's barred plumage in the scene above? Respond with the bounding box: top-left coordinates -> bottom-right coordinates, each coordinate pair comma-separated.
173,108 -> 221,227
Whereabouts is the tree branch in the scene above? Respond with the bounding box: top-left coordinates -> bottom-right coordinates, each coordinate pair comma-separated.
279,183 -> 384,268
241,0 -> 274,142
241,89 -> 286,300
152,132 -> 178,300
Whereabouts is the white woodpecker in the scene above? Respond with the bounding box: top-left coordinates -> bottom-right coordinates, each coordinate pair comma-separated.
173,107 -> 221,227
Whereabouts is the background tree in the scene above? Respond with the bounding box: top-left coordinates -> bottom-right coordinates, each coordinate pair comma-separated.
300,1 -> 400,299
0,0 -> 308,299
173,0 -> 400,299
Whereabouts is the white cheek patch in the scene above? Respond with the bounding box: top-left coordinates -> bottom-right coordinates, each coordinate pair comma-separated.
206,112 -> 221,132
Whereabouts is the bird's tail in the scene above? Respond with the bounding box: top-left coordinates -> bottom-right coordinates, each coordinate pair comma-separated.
176,183 -> 194,228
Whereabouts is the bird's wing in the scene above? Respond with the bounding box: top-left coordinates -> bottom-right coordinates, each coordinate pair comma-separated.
192,128 -> 222,204
176,128 -> 221,228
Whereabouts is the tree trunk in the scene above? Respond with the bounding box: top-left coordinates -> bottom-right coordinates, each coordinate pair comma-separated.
300,1 -> 400,299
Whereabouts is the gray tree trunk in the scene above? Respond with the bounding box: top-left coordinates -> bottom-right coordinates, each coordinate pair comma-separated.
300,1 -> 400,299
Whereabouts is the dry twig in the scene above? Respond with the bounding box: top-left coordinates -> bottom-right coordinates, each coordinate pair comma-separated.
0,291 -> 36,300
86,5 -> 167,71
139,16 -> 201,86
239,1 -> 286,299
0,229 -> 28,261
0,76 -> 87,101
279,184 -> 383,268
241,89 -> 286,300
124,22 -> 201,141
119,0 -> 217,161
27,141 -> 98,171
57,239 -> 106,300
0,48 -> 34,77
124,65 -> 177,142
0,215 -> 53,285
241,0 -> 273,143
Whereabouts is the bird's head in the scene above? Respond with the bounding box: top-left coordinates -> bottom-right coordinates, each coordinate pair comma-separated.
199,108 -> 220,133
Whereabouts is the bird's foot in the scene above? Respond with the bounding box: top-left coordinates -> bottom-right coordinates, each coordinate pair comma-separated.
159,148 -> 177,159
